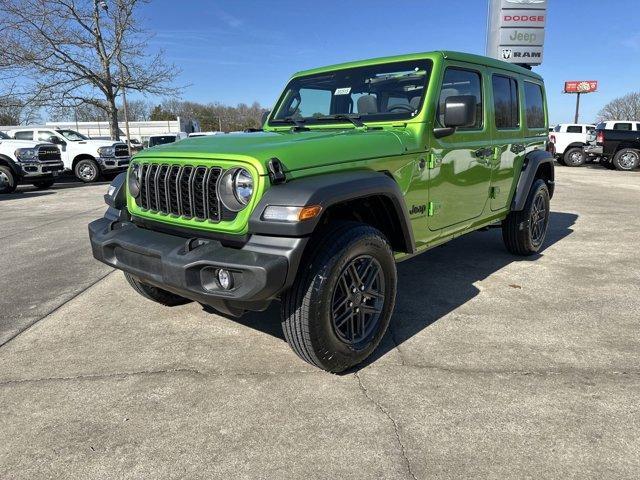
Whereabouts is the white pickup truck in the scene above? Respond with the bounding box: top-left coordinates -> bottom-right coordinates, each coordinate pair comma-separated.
6,127 -> 130,182
548,123 -> 595,167
0,131 -> 64,194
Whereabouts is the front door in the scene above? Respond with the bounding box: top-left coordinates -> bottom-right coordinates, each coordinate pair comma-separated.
428,65 -> 493,232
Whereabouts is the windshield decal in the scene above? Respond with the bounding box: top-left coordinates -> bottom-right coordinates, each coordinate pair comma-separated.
334,87 -> 351,95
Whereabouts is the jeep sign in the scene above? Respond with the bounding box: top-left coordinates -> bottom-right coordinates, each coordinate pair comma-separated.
486,0 -> 548,66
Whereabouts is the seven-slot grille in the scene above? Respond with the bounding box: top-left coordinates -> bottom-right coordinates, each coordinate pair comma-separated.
137,164 -> 222,222
36,145 -> 61,162
114,144 -> 129,157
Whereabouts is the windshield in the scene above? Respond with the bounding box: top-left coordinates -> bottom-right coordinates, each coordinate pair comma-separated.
0,131 -> 9,139
149,135 -> 177,147
56,129 -> 88,141
270,60 -> 432,126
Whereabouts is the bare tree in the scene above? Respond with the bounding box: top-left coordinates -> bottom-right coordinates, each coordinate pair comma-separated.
0,96 -> 41,125
598,91 -> 640,121
0,0 -> 179,139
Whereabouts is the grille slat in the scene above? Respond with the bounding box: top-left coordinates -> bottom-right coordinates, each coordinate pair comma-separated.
36,146 -> 62,162
138,163 -> 221,222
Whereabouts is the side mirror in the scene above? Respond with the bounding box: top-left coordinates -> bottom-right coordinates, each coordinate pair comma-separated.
261,110 -> 271,127
434,95 -> 477,139
48,136 -> 65,145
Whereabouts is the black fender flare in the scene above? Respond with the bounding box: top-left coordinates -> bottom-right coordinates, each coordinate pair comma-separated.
511,150 -> 555,211
248,170 -> 415,253
0,154 -> 21,178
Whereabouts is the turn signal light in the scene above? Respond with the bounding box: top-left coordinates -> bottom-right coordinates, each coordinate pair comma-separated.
298,205 -> 322,221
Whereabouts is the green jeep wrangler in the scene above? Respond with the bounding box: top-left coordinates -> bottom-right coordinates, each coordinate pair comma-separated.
89,51 -> 554,372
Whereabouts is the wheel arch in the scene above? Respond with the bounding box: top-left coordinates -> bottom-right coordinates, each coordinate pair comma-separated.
0,154 -> 20,177
72,153 -> 97,170
511,150 -> 555,211
248,170 -> 415,254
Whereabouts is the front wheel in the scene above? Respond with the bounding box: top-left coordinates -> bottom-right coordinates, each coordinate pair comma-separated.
32,179 -> 55,190
0,166 -> 17,194
612,148 -> 640,171
75,158 -> 101,183
563,147 -> 586,167
124,272 -> 191,306
502,179 -> 550,256
281,223 -> 397,373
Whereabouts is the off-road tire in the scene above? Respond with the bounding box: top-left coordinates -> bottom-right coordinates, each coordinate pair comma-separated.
612,148 -> 640,171
32,179 -> 55,190
0,165 -> 17,194
124,272 -> 191,306
563,147 -> 586,167
502,179 -> 550,256
281,222 -> 397,373
75,158 -> 101,183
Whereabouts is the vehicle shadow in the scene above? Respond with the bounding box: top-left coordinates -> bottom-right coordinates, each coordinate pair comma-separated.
209,211 -> 578,370
0,176 -> 111,202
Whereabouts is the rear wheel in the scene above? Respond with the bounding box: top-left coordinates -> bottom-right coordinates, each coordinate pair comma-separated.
612,148 -> 640,171
75,158 -> 101,183
0,166 -> 17,194
281,223 -> 396,372
32,178 -> 55,190
124,272 -> 191,306
563,147 -> 585,167
502,179 -> 550,256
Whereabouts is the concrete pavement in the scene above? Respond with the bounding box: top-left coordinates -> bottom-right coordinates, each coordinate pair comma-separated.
0,166 -> 638,479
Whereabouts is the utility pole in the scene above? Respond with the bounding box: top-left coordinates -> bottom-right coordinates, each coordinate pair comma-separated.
574,92 -> 581,123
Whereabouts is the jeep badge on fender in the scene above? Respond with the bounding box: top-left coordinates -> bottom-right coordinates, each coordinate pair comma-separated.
89,51 -> 554,372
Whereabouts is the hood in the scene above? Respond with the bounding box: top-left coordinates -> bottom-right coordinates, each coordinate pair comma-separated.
135,128 -> 418,173
0,138 -> 49,150
75,139 -> 126,147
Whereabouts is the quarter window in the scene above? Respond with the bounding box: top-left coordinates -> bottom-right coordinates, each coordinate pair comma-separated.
14,131 -> 34,140
566,125 -> 582,133
438,68 -> 483,129
492,75 -> 519,129
613,123 -> 632,130
524,81 -> 545,129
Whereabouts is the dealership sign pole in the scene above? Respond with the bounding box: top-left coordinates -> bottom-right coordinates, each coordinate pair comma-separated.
486,0 -> 548,67
564,81 -> 598,123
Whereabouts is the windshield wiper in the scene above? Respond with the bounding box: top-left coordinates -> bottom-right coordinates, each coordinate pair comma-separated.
315,114 -> 365,128
271,116 -> 309,131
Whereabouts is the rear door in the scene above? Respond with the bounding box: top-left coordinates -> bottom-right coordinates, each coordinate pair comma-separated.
427,64 -> 493,232
489,72 -> 523,212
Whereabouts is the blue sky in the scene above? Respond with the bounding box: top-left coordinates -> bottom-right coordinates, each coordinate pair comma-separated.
142,0 -> 640,124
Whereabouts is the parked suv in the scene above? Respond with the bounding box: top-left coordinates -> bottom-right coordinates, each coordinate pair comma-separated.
0,131 -> 64,193
548,123 -> 595,166
89,51 -> 554,372
586,121 -> 640,170
6,128 -> 129,182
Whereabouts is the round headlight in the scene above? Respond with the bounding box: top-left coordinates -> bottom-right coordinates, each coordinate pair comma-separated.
233,168 -> 253,205
128,163 -> 141,198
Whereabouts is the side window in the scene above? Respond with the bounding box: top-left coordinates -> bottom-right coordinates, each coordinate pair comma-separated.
492,75 -> 519,129
613,123 -> 632,131
523,81 -> 545,129
14,131 -> 34,140
566,125 -> 582,133
297,88 -> 331,118
438,67 -> 483,129
37,131 -> 54,142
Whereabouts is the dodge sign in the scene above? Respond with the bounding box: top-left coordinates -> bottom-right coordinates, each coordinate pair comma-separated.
486,0 -> 548,66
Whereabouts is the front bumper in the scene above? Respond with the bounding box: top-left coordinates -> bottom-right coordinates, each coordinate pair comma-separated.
19,161 -> 64,178
98,157 -> 130,172
88,216 -> 307,314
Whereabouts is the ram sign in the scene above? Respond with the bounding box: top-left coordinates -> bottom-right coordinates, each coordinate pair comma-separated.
486,0 -> 548,66
564,81 -> 598,94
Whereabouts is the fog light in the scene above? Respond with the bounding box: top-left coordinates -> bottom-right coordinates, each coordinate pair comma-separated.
217,269 -> 233,290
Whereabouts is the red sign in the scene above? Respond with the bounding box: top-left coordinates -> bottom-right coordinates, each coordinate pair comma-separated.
564,81 -> 598,93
